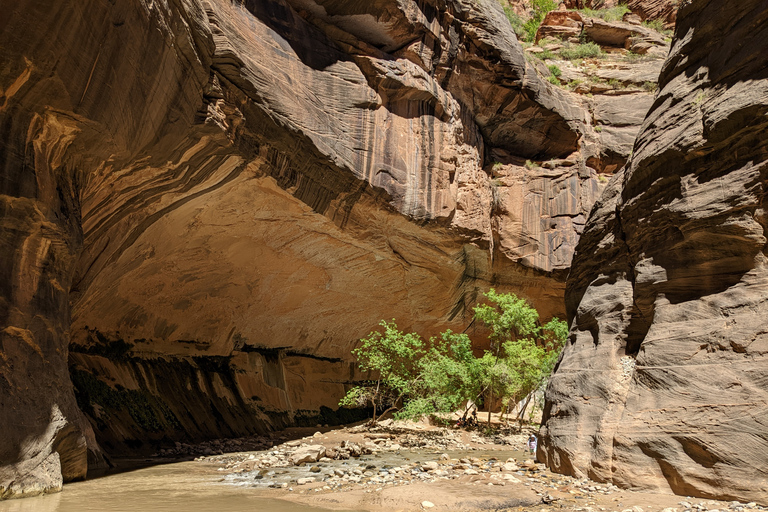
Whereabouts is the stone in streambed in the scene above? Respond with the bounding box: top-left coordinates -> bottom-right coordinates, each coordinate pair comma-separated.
290,445 -> 326,465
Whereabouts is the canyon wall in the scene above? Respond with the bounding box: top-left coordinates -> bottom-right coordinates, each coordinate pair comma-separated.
0,0 -> 638,498
540,0 -> 768,503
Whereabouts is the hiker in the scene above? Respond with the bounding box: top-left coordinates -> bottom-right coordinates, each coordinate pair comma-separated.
527,434 -> 537,455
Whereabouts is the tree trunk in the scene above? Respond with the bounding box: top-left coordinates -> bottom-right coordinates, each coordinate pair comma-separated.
487,382 -> 493,426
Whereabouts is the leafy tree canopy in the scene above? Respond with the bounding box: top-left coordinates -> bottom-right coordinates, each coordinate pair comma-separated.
340,290 -> 568,425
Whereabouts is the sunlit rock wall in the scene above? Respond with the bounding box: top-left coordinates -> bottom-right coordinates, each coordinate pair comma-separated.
0,0 -> 631,498
541,0 -> 768,503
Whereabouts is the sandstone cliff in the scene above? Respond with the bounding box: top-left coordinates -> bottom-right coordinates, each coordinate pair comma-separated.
540,0 -> 768,503
0,0 -> 634,498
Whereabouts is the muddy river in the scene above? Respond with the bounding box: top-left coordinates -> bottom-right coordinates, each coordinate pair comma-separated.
0,461 -> 353,512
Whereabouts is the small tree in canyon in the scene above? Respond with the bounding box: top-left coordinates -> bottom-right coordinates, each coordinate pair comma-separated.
341,291 -> 568,426
339,320 -> 426,423
474,289 -> 568,425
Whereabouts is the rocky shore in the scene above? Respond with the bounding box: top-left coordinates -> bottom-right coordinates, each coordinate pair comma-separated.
183,421 -> 768,512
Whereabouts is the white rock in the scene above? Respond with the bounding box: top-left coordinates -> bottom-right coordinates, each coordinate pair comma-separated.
290,445 -> 326,465
422,501 -> 435,508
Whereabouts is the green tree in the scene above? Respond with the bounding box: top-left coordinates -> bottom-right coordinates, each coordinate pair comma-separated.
473,289 -> 567,425
339,320 -> 425,423
398,330 -> 484,421
521,0 -> 558,42
341,292 -> 568,427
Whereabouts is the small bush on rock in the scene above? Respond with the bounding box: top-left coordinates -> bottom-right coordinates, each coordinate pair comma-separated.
578,5 -> 630,22
559,42 -> 602,60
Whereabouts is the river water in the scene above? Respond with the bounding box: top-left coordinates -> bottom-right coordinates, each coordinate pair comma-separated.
0,461 -> 352,512
0,448 -> 527,512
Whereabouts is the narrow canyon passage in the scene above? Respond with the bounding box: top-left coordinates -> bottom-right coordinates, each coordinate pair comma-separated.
1,0 -> 766,505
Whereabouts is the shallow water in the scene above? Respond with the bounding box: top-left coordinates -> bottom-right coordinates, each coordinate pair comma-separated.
0,461 -> 352,512
0,447 -> 529,512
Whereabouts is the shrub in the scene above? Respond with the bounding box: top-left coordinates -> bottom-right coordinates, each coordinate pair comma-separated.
504,7 -> 527,40
547,64 -> 562,77
579,5 -> 630,22
525,160 -> 539,170
643,81 -> 658,92
517,0 -> 558,42
547,75 -> 561,85
534,50 -> 556,60
642,19 -> 673,37
559,42 -> 602,60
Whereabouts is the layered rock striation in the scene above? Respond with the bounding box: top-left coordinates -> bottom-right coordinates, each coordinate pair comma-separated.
541,0 -> 768,503
0,0 -> 639,498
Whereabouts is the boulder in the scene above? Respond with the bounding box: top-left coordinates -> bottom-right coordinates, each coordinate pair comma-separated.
536,11 -> 584,43
594,60 -> 665,86
502,462 -> 520,471
290,445 -> 326,465
626,0 -> 677,25
622,13 -> 643,25
583,17 -> 666,47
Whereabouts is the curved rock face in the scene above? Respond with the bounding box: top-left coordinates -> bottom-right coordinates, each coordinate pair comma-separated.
540,0 -> 768,503
626,0 -> 677,25
0,0 -> 628,498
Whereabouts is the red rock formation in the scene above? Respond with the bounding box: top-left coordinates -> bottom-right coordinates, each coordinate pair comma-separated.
1,0 -> 617,498
535,11 -> 585,42
626,0 -> 677,25
541,0 -> 768,503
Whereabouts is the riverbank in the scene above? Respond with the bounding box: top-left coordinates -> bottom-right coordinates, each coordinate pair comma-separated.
194,419 -> 766,512
2,419 -> 764,512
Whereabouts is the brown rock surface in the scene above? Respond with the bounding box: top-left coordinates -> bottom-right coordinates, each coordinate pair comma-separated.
583,17 -> 666,47
536,11 -> 584,43
489,159 -> 602,273
627,0 -> 677,25
0,0 -> 625,498
541,0 -> 768,503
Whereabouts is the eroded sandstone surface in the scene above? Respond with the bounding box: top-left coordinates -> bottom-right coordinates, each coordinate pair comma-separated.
541,0 -> 768,503
0,0 -> 641,498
